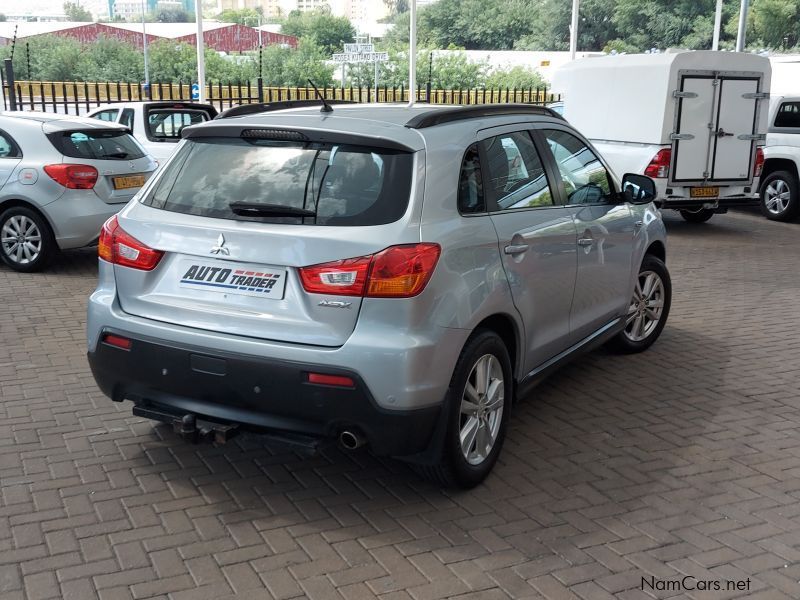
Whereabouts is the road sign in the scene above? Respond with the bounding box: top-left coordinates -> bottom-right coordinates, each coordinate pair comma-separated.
332,52 -> 389,64
191,83 -> 200,101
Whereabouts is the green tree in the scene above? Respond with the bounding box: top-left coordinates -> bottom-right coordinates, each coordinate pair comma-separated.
260,39 -> 334,86
217,8 -> 262,25
281,10 -> 355,54
63,1 -> 92,22
0,14 -> 7,22
485,65 -> 547,89
752,0 -> 798,48
155,9 -> 193,23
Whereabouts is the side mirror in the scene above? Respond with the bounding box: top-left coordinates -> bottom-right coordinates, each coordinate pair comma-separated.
621,173 -> 657,204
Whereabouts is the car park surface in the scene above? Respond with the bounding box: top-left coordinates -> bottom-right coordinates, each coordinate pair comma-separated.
1,209 -> 798,599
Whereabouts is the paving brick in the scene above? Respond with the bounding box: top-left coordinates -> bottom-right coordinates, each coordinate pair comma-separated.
2,211 -> 800,599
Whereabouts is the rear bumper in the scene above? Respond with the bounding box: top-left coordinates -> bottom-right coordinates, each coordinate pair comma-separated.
658,196 -> 759,211
655,181 -> 759,211
87,333 -> 441,456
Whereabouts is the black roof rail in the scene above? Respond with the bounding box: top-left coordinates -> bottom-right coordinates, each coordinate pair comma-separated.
215,99 -> 356,120
404,103 -> 563,129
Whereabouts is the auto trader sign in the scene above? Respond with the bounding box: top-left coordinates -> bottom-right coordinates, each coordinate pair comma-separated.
332,44 -> 389,64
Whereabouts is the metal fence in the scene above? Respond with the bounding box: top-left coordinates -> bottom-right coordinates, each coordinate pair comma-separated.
1,79 -> 560,115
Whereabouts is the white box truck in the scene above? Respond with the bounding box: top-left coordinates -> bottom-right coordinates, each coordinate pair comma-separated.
553,51 -> 771,223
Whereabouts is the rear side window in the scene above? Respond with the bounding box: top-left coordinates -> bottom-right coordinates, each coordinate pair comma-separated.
774,102 -> 800,128
48,130 -> 145,160
0,131 -> 21,158
142,137 -> 414,226
146,109 -> 211,141
482,131 -> 554,210
92,109 -> 119,122
458,144 -> 485,214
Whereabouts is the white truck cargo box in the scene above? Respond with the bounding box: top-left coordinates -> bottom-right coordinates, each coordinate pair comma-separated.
553,51 -> 771,221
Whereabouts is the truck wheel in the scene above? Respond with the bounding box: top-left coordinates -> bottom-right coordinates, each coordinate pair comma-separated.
418,330 -> 512,489
760,170 -> 799,222
0,206 -> 56,273
608,254 -> 671,354
679,208 -> 714,223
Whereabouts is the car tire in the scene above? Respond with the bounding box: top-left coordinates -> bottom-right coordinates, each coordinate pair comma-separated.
418,330 -> 512,489
0,206 -> 57,273
608,254 -> 671,354
760,170 -> 799,222
679,208 -> 714,223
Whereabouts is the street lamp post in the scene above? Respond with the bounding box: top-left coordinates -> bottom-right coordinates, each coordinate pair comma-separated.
408,0 -> 416,106
569,0 -> 579,60
141,0 -> 150,98
194,0 -> 206,102
735,0 -> 749,52
712,0 -> 723,50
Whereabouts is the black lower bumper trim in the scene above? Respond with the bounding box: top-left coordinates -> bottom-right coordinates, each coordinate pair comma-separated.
88,333 -> 441,457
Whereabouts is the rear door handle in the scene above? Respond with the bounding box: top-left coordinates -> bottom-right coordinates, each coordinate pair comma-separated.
577,238 -> 594,247
504,244 -> 529,255
634,220 -> 644,230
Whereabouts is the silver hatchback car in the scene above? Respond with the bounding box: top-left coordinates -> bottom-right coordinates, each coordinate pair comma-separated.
0,112 -> 157,272
87,103 -> 670,487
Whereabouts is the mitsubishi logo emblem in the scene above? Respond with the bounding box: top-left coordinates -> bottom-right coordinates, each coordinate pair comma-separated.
210,234 -> 229,255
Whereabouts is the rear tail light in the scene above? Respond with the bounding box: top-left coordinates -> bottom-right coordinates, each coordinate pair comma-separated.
299,243 -> 441,298
754,147 -> 764,177
644,149 -> 671,179
43,164 -> 99,189
98,215 -> 163,271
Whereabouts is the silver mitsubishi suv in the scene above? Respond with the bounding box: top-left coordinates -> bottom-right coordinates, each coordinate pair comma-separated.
87,102 -> 670,488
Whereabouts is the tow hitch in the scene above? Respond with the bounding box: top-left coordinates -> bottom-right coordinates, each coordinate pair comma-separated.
133,403 -> 240,445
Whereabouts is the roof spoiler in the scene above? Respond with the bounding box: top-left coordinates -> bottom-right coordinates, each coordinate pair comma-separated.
215,100 -> 356,120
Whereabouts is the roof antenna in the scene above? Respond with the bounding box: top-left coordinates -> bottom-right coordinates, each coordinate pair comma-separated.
308,80 -> 333,113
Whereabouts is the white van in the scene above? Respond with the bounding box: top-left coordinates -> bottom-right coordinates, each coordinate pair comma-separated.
554,51 -> 771,222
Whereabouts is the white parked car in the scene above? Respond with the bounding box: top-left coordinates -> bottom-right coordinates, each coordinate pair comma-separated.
759,95 -> 800,221
555,51 -> 770,223
86,101 -> 218,162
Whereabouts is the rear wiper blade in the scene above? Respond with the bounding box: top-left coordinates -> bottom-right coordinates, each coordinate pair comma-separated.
229,202 -> 316,218
100,152 -> 130,159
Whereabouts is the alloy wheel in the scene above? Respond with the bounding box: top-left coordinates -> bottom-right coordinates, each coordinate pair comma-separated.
1,215 -> 42,265
459,354 -> 504,466
624,270 -> 665,342
764,179 -> 791,215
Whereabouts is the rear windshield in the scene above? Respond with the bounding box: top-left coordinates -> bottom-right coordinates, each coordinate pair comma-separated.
146,109 -> 213,141
49,130 -> 145,160
141,137 -> 414,226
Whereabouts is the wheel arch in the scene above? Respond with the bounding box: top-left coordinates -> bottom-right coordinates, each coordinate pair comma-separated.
761,158 -> 799,184
473,313 -> 521,384
644,240 -> 666,263
0,198 -> 57,235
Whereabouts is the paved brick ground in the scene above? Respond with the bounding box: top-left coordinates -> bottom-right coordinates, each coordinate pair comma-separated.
1,210 -> 799,600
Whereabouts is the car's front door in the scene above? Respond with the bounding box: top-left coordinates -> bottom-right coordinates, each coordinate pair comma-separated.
482,128 -> 579,374
538,127 -> 637,341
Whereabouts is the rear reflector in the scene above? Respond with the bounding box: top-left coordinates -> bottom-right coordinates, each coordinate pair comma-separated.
307,373 -> 355,387
102,333 -> 132,350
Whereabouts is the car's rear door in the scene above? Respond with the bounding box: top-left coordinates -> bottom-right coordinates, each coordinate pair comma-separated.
537,126 -> 636,341
482,127 -> 578,373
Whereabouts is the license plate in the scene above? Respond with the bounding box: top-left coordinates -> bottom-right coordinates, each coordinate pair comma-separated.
690,186 -> 719,198
112,174 -> 146,190
178,260 -> 286,300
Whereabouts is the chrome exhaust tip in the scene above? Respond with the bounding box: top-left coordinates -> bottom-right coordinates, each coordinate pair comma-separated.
338,430 -> 366,450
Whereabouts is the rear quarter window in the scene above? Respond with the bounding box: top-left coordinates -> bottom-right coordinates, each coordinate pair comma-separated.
774,102 -> 800,128
142,137 -> 414,226
48,130 -> 145,160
